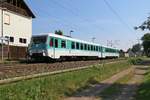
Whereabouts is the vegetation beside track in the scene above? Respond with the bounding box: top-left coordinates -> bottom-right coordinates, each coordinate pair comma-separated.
0,61 -> 130,100
136,70 -> 150,100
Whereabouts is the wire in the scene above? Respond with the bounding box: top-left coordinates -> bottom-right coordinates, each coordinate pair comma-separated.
103,0 -> 134,32
49,0 -> 107,32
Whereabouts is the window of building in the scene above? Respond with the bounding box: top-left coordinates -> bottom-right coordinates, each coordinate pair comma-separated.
76,42 -> 79,50
10,37 -> 14,42
4,14 -> 10,25
19,38 -> 22,43
55,39 -> 58,48
71,42 -> 75,49
23,39 -> 27,43
19,38 -> 27,44
61,40 -> 66,48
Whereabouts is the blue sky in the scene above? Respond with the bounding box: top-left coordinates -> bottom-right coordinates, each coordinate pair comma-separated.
25,0 -> 150,50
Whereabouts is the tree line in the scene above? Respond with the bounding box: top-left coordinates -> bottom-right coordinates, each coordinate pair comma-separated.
135,16 -> 150,57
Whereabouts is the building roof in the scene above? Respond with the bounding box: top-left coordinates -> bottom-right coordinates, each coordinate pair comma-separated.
22,0 -> 35,18
0,0 -> 35,18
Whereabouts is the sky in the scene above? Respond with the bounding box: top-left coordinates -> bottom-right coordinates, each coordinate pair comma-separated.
25,0 -> 150,51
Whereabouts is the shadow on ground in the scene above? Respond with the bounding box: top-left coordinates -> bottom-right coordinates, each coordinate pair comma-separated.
65,83 -> 139,100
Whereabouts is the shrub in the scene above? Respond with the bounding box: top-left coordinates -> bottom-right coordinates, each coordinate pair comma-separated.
128,58 -> 143,65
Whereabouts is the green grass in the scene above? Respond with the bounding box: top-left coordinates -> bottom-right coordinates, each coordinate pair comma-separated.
136,70 -> 150,100
100,71 -> 134,98
0,61 -> 130,100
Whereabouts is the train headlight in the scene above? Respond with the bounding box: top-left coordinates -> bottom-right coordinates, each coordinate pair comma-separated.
29,51 -> 32,56
42,50 -> 46,56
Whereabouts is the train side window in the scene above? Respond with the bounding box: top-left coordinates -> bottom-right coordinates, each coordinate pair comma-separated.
76,42 -> 79,50
55,39 -> 58,48
96,46 -> 98,51
94,46 -> 95,51
84,44 -> 87,50
61,40 -> 66,48
99,47 -> 101,52
50,37 -> 54,47
81,43 -> 83,50
71,42 -> 75,49
91,45 -> 93,51
88,45 -> 90,51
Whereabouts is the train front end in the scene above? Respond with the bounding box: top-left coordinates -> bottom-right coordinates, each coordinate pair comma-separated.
28,35 -> 48,59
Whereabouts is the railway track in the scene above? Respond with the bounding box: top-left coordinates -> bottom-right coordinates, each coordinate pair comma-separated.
0,58 -> 125,81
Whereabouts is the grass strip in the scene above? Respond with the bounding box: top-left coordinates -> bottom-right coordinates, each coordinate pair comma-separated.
136,70 -> 150,100
0,61 -> 130,100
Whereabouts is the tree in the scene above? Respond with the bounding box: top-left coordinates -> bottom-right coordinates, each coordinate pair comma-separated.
131,43 -> 141,53
55,30 -> 63,35
135,16 -> 150,31
141,33 -> 150,56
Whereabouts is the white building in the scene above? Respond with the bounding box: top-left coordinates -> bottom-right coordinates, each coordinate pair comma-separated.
0,0 -> 35,59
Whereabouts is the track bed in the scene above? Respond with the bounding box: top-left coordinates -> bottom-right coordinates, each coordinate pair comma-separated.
0,59 -> 124,80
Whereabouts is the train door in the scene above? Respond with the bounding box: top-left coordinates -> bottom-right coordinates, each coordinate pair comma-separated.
101,47 -> 103,58
50,37 -> 55,59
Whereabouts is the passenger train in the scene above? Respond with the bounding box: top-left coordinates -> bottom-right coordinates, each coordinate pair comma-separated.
28,33 -> 120,61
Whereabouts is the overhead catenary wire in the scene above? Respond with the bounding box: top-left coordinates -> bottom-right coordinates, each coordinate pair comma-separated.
49,0 -> 107,32
103,0 -> 134,33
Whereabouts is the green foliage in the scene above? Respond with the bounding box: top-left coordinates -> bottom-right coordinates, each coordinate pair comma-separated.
141,33 -> 150,56
0,61 -> 130,100
128,58 -> 143,65
136,71 -> 150,100
131,43 -> 142,53
55,30 -> 63,35
135,16 -> 150,31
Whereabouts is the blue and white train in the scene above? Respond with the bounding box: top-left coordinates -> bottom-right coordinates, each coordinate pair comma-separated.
28,33 -> 120,61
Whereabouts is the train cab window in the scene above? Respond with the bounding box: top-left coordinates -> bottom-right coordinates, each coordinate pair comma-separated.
55,39 -> 58,48
61,40 -> 66,48
71,42 -> 75,49
76,43 -> 79,50
94,46 -> 96,51
84,44 -> 87,50
50,37 -> 54,47
88,45 -> 90,51
81,43 -> 83,50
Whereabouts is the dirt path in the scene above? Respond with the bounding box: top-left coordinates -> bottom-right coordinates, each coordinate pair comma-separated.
113,66 -> 149,100
65,66 -> 150,100
65,68 -> 133,100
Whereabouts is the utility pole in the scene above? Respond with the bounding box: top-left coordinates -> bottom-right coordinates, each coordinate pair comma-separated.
107,40 -> 113,47
91,37 -> 96,43
69,30 -> 74,37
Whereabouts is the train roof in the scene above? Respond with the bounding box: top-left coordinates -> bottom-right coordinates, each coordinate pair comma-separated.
32,33 -> 119,50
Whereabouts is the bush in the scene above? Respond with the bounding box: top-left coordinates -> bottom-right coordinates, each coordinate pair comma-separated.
128,58 -> 143,65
